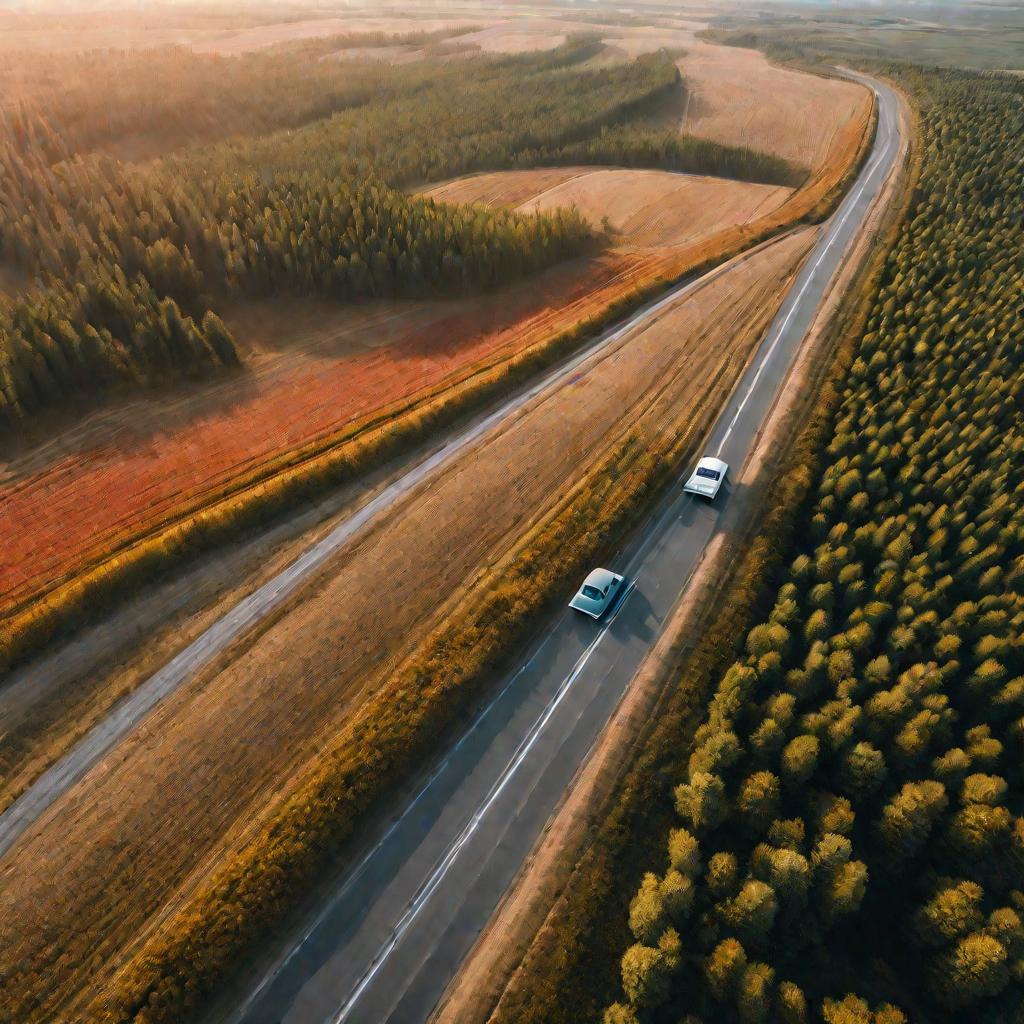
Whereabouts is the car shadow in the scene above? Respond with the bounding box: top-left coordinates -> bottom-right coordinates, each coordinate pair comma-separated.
611,583 -> 656,643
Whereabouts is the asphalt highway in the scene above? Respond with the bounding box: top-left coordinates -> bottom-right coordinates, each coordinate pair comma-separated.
228,70 -> 902,1024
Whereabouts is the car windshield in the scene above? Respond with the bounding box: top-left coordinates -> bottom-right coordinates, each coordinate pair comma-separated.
581,584 -> 604,600
696,467 -> 721,481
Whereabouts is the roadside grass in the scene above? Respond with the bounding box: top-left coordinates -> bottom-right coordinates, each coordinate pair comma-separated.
0,85 -> 872,682
2,70 -> 876,1024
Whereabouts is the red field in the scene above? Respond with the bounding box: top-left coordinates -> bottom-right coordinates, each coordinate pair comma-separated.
0,253 -> 659,613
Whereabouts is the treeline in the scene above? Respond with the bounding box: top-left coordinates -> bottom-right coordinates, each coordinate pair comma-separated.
526,124 -> 804,188
602,67 -> 1024,1024
0,269 -> 239,420
0,46 -> 388,162
0,168 -> 587,427
176,44 -> 683,186
0,29 -> 475,160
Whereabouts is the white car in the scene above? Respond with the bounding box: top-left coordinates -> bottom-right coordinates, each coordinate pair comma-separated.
683,456 -> 729,500
569,568 -> 625,619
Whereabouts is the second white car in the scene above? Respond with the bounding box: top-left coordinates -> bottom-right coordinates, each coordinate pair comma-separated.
683,456 -> 728,500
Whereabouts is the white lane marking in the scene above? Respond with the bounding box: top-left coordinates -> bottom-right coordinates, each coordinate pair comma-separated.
234,75 -> 905,1024
328,583 -> 637,1024
240,74 -> 901,1024
328,78 -> 900,1023
715,85 -> 893,458
237,502 -> 698,1020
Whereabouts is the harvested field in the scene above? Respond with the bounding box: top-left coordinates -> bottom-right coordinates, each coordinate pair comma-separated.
319,43 -> 424,64
452,21 -> 567,53
319,39 -> 481,64
438,16 -> 866,173
604,29 -> 866,171
0,11 -> 869,639
424,167 -> 793,250
678,45 -> 865,171
191,16 -> 486,56
0,229 -> 816,1024
0,10 -> 489,55
423,167 -> 586,209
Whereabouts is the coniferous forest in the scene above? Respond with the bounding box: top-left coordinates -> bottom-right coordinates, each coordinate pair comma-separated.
0,38 -> 800,433
598,66 -> 1024,1024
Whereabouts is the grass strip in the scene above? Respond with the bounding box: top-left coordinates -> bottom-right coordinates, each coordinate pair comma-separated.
41,78 -> 877,1024
86,333 -> 738,1024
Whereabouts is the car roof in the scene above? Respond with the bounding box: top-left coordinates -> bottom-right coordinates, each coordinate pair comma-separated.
583,567 -> 618,589
696,456 -> 728,474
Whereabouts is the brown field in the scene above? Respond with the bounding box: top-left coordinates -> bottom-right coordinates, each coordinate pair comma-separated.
421,167 -> 585,208
0,228 -> 816,1023
452,21 -> 568,53
319,43 -> 425,64
598,26 -> 865,171
0,1 -> 870,812
1,252 -> 697,620
0,69 -> 868,641
0,9 -> 489,55
424,167 -> 793,250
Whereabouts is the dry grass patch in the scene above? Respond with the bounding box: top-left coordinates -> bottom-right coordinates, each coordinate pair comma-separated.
0,256 -> 609,616
191,16 -> 486,56
598,29 -> 866,171
0,76 -> 870,679
422,168 -> 588,210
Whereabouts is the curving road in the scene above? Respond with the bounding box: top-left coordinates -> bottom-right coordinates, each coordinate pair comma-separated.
227,70 -> 902,1024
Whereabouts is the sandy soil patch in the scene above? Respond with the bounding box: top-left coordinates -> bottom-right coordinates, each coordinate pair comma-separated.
0,229 -> 815,1023
424,167 -> 792,250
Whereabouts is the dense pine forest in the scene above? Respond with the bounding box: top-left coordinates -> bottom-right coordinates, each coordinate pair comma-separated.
0,37 -> 799,434
527,126 -> 802,189
596,66 -> 1024,1024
